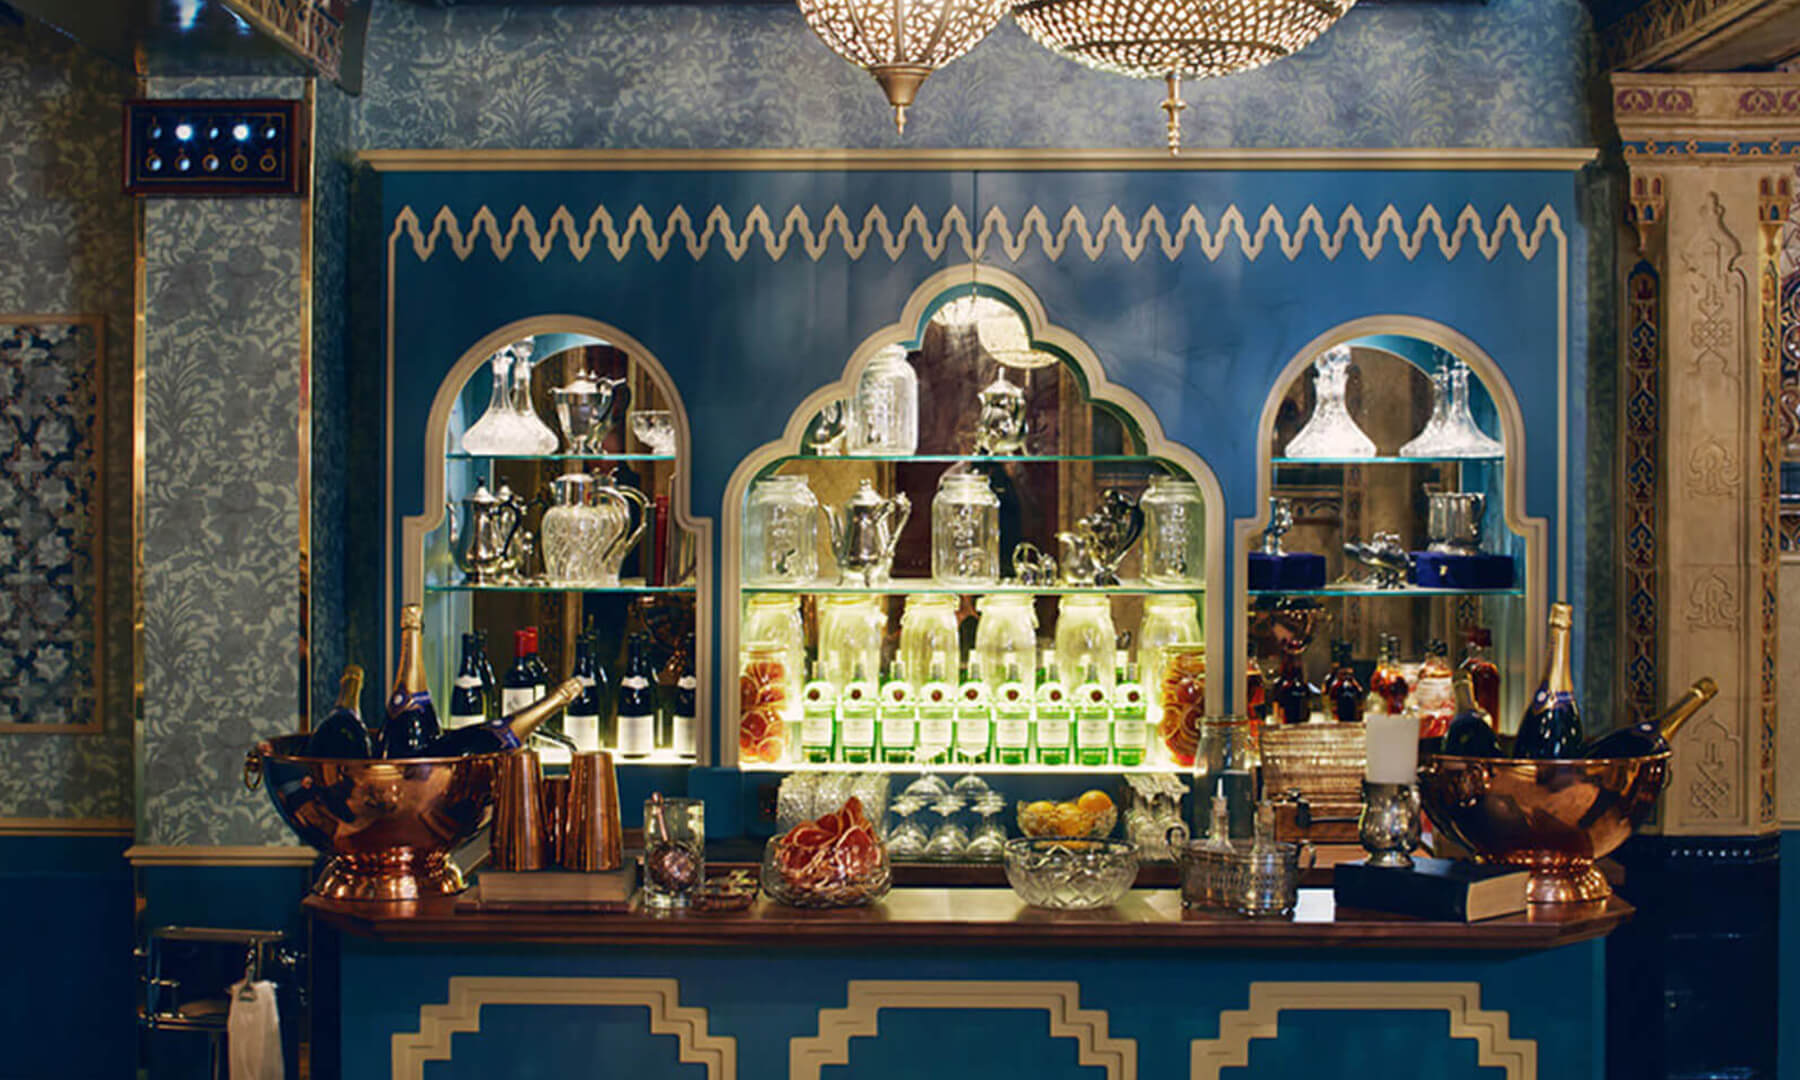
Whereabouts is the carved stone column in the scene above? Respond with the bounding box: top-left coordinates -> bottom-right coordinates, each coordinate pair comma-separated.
1613,73 -> 1794,836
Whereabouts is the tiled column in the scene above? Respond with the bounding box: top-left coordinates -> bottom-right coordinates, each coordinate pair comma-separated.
1613,73 -> 1794,837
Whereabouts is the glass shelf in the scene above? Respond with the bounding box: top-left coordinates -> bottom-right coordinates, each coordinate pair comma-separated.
742,581 -> 1205,597
445,451 -> 675,463
1270,454 -> 1502,466
782,453 -> 1167,465
426,579 -> 696,594
739,761 -> 1190,775
1249,585 -> 1524,598
537,747 -> 693,767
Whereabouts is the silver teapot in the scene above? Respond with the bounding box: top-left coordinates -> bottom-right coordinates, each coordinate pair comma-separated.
448,482 -> 525,584
821,479 -> 910,586
551,372 -> 631,454
1056,489 -> 1143,587
1426,490 -> 1486,555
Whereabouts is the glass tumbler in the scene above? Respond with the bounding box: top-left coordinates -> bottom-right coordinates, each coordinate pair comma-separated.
642,795 -> 704,909
744,474 -> 820,585
1139,476 -> 1206,585
931,471 -> 1001,586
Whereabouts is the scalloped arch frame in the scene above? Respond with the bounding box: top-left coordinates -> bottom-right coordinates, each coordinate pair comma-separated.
1235,316 -> 1550,697
720,263 -> 1228,765
400,315 -> 716,757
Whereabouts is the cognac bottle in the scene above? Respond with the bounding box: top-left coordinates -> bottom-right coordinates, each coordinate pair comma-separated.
1458,627 -> 1501,721
1322,640 -> 1364,723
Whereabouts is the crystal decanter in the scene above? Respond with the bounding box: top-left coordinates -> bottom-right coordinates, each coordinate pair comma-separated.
1284,345 -> 1376,459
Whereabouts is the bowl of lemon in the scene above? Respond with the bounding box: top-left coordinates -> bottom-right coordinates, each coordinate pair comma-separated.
1017,790 -> 1117,839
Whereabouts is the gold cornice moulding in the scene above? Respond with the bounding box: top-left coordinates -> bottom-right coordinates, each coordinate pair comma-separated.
124,844 -> 318,867
1612,72 -> 1800,144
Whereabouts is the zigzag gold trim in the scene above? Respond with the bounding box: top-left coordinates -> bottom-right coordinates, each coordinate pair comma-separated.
390,203 -> 1563,267
392,976 -> 735,1080
1191,981 -> 1537,1079
791,980 -> 1135,1080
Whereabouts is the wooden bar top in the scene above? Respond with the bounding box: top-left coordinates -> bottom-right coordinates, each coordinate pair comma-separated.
306,887 -> 1630,951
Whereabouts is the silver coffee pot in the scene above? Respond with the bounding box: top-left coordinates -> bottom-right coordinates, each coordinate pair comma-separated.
448,482 -> 525,584
821,479 -> 911,586
1426,490 -> 1486,555
551,372 -> 631,454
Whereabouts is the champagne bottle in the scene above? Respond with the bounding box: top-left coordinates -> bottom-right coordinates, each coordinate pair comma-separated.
1441,673 -> 1501,757
670,632 -> 698,761
503,628 -> 547,717
381,605 -> 442,758
564,634 -> 603,752
447,634 -> 487,731
1583,677 -> 1718,758
1514,602 -> 1583,759
617,632 -> 657,759
423,679 -> 584,755
1322,640 -> 1364,724
306,665 -> 370,758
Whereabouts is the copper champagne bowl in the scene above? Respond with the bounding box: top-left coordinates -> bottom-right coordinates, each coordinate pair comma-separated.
1417,747 -> 1670,905
245,734 -> 508,901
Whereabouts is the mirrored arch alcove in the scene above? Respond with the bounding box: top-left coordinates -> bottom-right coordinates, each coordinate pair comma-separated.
721,264 -> 1227,772
402,316 -> 714,763
1238,316 -> 1547,732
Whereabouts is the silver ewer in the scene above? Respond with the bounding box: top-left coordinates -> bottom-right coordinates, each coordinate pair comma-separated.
821,479 -> 911,586
1358,780 -> 1421,869
1426,491 -> 1486,555
448,482 -> 525,585
551,372 -> 631,454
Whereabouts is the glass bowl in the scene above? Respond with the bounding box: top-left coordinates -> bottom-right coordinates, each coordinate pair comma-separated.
760,831 -> 892,909
1003,837 -> 1139,910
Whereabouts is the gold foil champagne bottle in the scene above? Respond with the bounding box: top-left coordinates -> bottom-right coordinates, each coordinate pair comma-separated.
1514,602 -> 1582,759
1583,677 -> 1718,758
381,604 -> 443,758
306,665 -> 370,758
425,679 -> 584,755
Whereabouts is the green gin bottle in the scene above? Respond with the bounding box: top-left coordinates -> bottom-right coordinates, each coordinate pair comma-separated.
878,663 -> 916,764
839,658 -> 878,765
1073,659 -> 1113,767
955,663 -> 993,765
1112,660 -> 1149,767
916,658 -> 956,767
993,659 -> 1033,766
799,661 -> 837,764
1034,648 -> 1072,766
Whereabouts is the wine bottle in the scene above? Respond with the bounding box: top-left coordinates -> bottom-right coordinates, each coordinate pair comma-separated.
1270,655 -> 1316,725
617,632 -> 657,759
1583,677 -> 1718,758
1441,674 -> 1501,757
657,632 -> 692,755
473,630 -> 499,721
422,679 -> 584,756
447,634 -> 488,731
565,634 -> 603,752
504,628 -> 547,717
381,605 -> 442,758
1458,627 -> 1501,720
670,632 -> 698,761
306,665 -> 370,758
1514,602 -> 1583,759
1322,640 -> 1364,724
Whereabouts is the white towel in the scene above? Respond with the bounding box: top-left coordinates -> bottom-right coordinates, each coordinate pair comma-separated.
227,979 -> 284,1080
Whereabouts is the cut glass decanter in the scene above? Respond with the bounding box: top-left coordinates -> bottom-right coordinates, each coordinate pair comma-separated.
1284,345 -> 1376,459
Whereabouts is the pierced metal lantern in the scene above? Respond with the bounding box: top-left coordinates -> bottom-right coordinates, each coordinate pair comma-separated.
798,0 -> 1011,132
1010,0 -> 1357,152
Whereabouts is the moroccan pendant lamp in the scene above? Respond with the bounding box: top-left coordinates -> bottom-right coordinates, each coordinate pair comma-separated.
798,0 -> 1011,132
1010,0 -> 1357,152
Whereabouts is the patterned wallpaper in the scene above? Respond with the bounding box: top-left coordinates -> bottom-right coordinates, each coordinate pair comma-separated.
0,20 -> 133,822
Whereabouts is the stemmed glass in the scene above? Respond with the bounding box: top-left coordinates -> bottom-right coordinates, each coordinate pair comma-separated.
630,409 -> 676,455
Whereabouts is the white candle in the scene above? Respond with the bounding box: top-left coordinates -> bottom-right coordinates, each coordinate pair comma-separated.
1365,711 -> 1419,785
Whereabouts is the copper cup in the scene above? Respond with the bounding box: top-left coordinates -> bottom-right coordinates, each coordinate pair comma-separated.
562,750 -> 624,871
491,750 -> 547,872
541,775 -> 571,866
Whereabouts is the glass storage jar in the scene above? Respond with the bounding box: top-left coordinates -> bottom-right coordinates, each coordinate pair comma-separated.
742,595 -> 806,713
1055,595 -> 1117,695
818,595 -> 884,690
899,594 -> 961,687
739,643 -> 798,764
1139,476 -> 1206,585
1139,594 -> 1203,706
931,471 -> 1001,586
744,474 -> 820,585
848,346 -> 918,455
974,594 -> 1037,692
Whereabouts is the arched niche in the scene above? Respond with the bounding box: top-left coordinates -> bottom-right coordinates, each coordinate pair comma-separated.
1237,316 -> 1547,727
402,316 -> 714,762
720,264 -> 1228,770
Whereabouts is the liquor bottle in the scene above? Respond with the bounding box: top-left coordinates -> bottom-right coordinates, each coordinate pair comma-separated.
993,659 -> 1033,766
1034,649 -> 1072,766
564,633 -> 604,752
381,605 -> 442,758
879,662 -> 917,764
840,656 -> 879,765
447,635 -> 488,732
670,631 -> 699,760
1583,677 -> 1718,758
422,679 -> 584,756
503,628 -> 548,717
1411,639 -> 1456,739
1322,640 -> 1364,723
1368,635 -> 1408,714
1514,602 -> 1583,759
656,633 -> 692,754
474,630 -> 500,721
1112,661 -> 1148,767
616,632 -> 657,759
916,657 -> 955,766
1441,674 -> 1501,757
1269,655 -> 1316,726
800,661 -> 838,763
306,665 -> 370,758
1245,649 -> 1268,726
1073,659 -> 1111,767
955,661 -> 993,765
1459,627 -> 1501,720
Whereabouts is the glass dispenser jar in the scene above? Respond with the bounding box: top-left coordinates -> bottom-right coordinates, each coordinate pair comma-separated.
900,595 -> 960,689
931,471 -> 1001,586
973,595 -> 1037,692
818,595 -> 884,692
1139,476 -> 1206,585
1055,595 -> 1117,696
744,474 -> 820,585
848,346 -> 918,455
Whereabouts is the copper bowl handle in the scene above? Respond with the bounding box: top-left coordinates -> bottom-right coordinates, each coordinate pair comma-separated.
243,746 -> 268,791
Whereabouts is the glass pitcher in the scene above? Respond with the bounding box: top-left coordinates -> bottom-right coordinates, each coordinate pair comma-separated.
541,472 -> 605,584
1139,476 -> 1206,585
931,471 -> 1001,586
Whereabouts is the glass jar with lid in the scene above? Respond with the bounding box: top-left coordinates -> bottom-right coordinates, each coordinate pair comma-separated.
848,346 -> 918,455
739,643 -> 798,764
1139,476 -> 1206,585
931,471 -> 1001,586
1139,594 -> 1203,703
1055,595 -> 1117,695
899,594 -> 961,688
818,595 -> 884,690
742,595 -> 806,708
743,474 -> 820,585
973,594 -> 1036,692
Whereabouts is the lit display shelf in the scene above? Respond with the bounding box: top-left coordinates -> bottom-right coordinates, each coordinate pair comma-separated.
445,451 -> 675,463
1248,585 -> 1524,598
1270,454 -> 1502,466
424,580 -> 695,594
741,581 -> 1204,597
